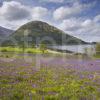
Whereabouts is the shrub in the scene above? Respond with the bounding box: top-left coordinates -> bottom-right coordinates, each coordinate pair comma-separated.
5,55 -> 9,58
1,49 -> 8,52
39,43 -> 47,53
27,50 -> 33,53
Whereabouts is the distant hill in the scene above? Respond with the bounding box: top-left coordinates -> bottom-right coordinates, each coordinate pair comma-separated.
0,26 -> 14,46
5,21 -> 87,47
0,26 -> 13,38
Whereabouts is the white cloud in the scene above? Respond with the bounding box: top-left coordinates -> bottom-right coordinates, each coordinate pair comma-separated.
53,2 -> 95,20
94,14 -> 100,22
53,3 -> 81,20
59,18 -> 82,31
32,7 -> 48,20
0,1 -> 48,29
58,15 -> 100,42
81,19 -> 94,27
0,1 -> 31,21
39,0 -> 64,3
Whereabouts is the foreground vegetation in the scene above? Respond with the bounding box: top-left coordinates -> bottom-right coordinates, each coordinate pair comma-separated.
0,46 -> 48,54
0,53 -> 100,100
94,54 -> 100,59
0,44 -> 100,99
1,67 -> 100,100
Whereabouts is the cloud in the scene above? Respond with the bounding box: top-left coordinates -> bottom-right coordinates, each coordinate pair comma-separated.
81,19 -> 93,27
94,14 -> 100,22
0,1 -> 31,21
0,1 -> 48,29
39,0 -> 77,4
39,0 -> 64,3
32,7 -> 48,20
58,15 -> 100,42
59,18 -> 82,31
53,2 -> 95,20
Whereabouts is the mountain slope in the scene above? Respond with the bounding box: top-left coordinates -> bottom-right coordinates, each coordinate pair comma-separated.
8,21 -> 87,47
0,26 -> 13,38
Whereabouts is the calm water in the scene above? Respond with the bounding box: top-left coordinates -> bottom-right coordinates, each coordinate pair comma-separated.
52,44 -> 96,54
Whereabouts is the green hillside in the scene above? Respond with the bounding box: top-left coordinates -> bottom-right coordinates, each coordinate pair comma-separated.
5,21 -> 87,47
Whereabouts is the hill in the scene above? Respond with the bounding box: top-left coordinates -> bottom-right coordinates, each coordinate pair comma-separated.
0,26 -> 13,38
6,21 -> 87,47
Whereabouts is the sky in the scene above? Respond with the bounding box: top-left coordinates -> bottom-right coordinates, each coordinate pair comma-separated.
0,0 -> 100,42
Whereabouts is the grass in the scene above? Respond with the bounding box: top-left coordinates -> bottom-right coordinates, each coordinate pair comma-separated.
0,47 -> 48,54
0,66 -> 100,100
0,47 -> 100,99
94,54 -> 100,58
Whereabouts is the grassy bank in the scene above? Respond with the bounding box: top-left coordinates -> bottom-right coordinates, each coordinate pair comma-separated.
0,47 -> 48,54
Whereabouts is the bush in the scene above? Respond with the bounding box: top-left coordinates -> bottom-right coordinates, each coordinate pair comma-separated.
1,49 -> 8,52
5,55 -> 9,58
27,50 -> 33,53
39,44 -> 47,53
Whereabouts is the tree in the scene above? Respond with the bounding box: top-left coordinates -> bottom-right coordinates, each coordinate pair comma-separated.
32,43 -> 35,48
39,43 -> 47,53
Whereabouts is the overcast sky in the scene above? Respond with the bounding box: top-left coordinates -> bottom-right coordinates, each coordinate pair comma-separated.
0,0 -> 100,42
